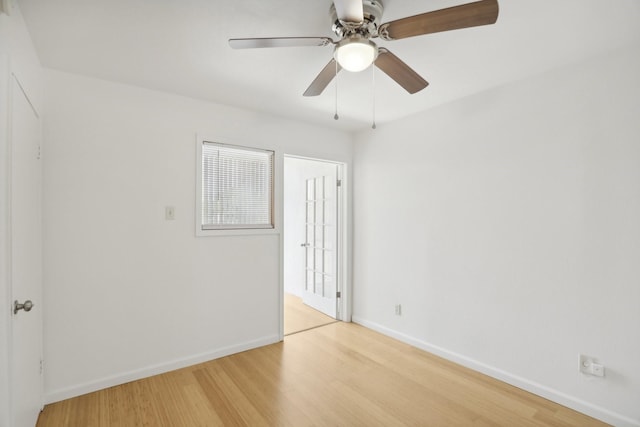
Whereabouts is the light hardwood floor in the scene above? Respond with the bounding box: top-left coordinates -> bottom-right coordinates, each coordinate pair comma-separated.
284,292 -> 336,335
37,322 -> 609,426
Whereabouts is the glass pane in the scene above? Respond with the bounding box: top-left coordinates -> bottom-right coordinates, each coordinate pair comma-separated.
315,199 -> 323,224
323,252 -> 332,275
323,226 -> 333,250
314,226 -> 322,248
306,270 -> 313,291
306,226 -> 313,246
306,247 -> 314,269
315,249 -> 323,271
306,178 -> 315,201
306,202 -> 314,224
315,272 -> 324,295
324,198 -> 334,227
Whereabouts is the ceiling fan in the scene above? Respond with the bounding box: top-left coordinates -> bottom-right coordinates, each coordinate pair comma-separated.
229,0 -> 499,97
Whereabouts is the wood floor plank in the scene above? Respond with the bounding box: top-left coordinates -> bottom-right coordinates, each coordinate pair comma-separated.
37,322 -> 610,427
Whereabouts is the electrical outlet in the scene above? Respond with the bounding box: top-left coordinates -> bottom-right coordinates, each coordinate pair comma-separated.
591,363 -> 605,377
580,354 -> 605,377
394,304 -> 402,316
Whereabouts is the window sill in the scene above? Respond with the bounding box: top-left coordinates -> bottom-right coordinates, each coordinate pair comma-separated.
195,227 -> 279,237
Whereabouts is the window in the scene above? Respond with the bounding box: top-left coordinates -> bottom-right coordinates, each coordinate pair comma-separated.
198,140 -> 274,231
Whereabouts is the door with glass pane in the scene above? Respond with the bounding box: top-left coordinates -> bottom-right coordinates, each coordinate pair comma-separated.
302,163 -> 338,318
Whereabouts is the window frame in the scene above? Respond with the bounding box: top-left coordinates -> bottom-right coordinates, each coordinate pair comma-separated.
196,136 -> 276,237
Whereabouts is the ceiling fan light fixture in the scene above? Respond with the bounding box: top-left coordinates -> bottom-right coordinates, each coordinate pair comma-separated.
334,37 -> 378,72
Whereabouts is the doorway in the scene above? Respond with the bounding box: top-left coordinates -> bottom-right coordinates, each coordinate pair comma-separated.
283,156 -> 346,335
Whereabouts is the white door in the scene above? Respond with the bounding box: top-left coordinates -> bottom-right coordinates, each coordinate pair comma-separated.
10,75 -> 44,427
302,162 -> 339,318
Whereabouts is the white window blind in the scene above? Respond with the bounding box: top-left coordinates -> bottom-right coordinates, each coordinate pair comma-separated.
201,141 -> 274,230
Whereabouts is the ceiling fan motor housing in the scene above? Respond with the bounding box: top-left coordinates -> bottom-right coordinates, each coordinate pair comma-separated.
330,0 -> 384,39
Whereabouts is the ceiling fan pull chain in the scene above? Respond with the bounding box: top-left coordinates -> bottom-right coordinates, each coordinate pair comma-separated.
372,65 -> 376,129
334,60 -> 339,120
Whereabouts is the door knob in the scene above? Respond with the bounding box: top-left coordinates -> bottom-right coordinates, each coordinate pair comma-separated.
14,300 -> 34,315
300,243 -> 310,247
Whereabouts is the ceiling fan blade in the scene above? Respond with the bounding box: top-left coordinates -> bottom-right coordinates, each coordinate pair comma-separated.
375,48 -> 428,94
379,0 -> 499,41
333,0 -> 364,23
229,37 -> 334,49
303,59 -> 342,97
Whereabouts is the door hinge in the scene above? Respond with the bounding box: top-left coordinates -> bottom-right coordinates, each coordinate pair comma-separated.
337,179 -> 342,187
40,359 -> 43,375
336,291 -> 341,298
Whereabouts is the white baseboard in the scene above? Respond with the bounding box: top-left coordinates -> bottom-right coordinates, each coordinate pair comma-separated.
44,334 -> 280,404
352,316 -> 639,427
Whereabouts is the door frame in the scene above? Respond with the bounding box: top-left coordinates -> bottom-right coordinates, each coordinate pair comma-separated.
0,52 -> 13,427
281,154 -> 350,339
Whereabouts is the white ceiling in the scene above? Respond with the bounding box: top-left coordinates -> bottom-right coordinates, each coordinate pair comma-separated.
16,0 -> 640,131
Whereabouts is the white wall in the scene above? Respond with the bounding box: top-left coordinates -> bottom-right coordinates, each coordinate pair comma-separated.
353,43 -> 640,427
42,70 -> 352,402
0,2 -> 42,425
